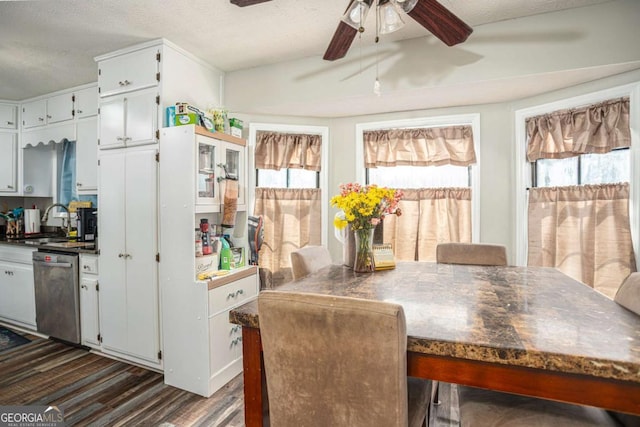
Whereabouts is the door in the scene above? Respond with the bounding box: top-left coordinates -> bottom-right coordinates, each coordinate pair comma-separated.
0,261 -> 35,327
222,142 -> 245,207
0,104 -> 17,129
74,86 -> 98,119
125,88 -> 158,147
47,92 -> 74,124
99,94 -> 126,149
98,46 -> 159,97
80,277 -> 100,347
98,147 -> 160,364
0,133 -> 17,193
76,117 -> 98,192
22,99 -> 46,128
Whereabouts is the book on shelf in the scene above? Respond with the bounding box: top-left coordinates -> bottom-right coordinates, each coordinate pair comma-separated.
373,243 -> 396,270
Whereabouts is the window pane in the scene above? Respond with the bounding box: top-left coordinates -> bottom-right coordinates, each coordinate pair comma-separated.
257,169 -> 286,187
535,157 -> 578,187
368,164 -> 469,188
581,150 -> 630,184
288,169 -> 318,188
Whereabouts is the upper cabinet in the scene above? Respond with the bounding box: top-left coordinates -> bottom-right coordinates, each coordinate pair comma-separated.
98,45 -> 160,97
0,104 -> 18,130
22,93 -> 74,128
98,88 -> 158,150
74,86 -> 98,118
0,133 -> 17,193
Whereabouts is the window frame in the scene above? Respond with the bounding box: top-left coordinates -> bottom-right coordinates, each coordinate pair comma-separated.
355,114 -> 481,243
514,83 -> 640,267
248,123 -> 329,247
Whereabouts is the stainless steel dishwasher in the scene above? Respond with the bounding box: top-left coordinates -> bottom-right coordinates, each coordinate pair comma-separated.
32,250 -> 81,344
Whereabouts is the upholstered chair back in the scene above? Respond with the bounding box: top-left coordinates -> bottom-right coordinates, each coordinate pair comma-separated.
614,272 -> 640,315
258,291 -> 428,427
290,245 -> 333,280
436,243 -> 508,266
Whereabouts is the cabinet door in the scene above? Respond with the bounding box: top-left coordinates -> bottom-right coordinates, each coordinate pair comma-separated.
98,46 -> 159,97
123,147 -> 160,363
76,117 -> 98,192
22,99 -> 46,128
75,86 -> 98,119
0,104 -> 17,129
47,92 -> 74,124
99,147 -> 160,364
125,88 -> 158,147
98,95 -> 125,150
80,276 -> 100,348
221,142 -> 246,208
196,135 -> 220,206
0,261 -> 36,327
0,133 -> 17,193
97,150 -> 127,354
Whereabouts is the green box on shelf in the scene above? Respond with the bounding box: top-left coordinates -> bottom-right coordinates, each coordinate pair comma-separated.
175,113 -> 199,126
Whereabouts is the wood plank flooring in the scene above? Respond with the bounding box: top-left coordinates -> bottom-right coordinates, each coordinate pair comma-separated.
0,332 -> 460,426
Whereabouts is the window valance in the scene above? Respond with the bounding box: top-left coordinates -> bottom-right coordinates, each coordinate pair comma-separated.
526,97 -> 630,162
255,131 -> 322,172
363,125 -> 476,168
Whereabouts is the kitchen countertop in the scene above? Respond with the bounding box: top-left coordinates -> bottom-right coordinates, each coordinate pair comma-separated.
0,236 -> 99,254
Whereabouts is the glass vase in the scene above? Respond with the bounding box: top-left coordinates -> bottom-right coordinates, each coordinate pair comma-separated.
353,228 -> 375,273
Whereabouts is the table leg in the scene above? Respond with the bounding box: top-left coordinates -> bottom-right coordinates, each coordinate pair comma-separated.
242,326 -> 264,427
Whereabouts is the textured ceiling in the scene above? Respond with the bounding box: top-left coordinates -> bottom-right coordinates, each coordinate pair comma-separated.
0,0 -> 612,102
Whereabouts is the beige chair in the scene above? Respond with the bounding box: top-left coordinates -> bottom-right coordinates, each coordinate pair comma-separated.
614,272 -> 640,315
290,245 -> 333,280
436,242 -> 508,266
258,291 -> 431,427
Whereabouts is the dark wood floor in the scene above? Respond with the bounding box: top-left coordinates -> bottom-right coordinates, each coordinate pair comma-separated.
0,332 -> 459,426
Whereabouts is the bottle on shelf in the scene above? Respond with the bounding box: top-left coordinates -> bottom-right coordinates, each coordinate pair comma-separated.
195,228 -> 203,257
200,219 -> 212,255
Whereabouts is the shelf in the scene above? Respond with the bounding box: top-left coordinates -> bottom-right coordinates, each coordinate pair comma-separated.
195,125 -> 245,147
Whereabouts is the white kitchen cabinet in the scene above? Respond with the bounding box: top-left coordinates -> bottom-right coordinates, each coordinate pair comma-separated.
76,117 -> 98,193
0,133 -> 17,193
159,124 -> 256,396
0,104 -> 18,129
99,88 -> 158,150
98,45 -> 159,97
79,254 -> 100,349
98,145 -> 161,368
0,246 -> 36,329
74,86 -> 98,119
22,94 -> 74,128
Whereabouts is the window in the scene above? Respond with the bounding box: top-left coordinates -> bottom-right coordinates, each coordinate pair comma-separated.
533,148 -> 630,187
367,164 -> 470,188
256,168 -> 319,189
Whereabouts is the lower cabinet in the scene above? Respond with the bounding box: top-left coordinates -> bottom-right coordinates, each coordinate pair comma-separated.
79,254 -> 100,348
0,246 -> 36,329
161,267 -> 259,397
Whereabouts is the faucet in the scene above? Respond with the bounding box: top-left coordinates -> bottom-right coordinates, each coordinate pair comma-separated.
42,203 -> 71,237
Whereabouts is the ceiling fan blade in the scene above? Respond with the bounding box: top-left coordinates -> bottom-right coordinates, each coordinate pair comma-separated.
323,21 -> 358,61
230,0 -> 272,6
407,0 -> 472,46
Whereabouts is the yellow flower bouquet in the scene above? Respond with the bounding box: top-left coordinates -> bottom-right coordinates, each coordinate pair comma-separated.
331,183 -> 403,272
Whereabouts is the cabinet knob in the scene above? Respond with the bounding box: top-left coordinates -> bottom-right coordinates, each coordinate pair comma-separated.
123,80 -> 131,86
38,117 -> 44,121
47,115 -> 52,119
77,182 -> 82,187
118,253 -> 124,258
7,121 -> 13,125
77,110 -> 83,114
81,284 -> 88,290
83,265 -> 89,270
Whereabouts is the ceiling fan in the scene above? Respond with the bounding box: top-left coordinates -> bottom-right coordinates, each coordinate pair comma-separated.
325,0 -> 472,60
230,0 -> 472,61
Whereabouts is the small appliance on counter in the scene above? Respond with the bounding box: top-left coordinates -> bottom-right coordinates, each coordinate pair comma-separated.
77,208 -> 97,242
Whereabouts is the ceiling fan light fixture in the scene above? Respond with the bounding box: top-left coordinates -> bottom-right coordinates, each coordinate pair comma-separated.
341,0 -> 371,30
393,0 -> 418,13
378,2 -> 405,35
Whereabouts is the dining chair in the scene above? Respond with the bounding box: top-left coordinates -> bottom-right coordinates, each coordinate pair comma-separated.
290,245 -> 333,280
457,386 -> 622,426
614,272 -> 640,315
436,242 -> 508,266
258,291 -> 432,427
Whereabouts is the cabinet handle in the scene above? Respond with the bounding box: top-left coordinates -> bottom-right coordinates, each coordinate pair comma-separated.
123,80 -> 131,86
38,117 -> 44,121
116,137 -> 124,141
235,289 -> 244,297
7,121 -> 13,125
7,185 -> 13,189
123,137 -> 131,142
77,110 -> 83,114
76,182 -> 82,187
47,115 -> 52,119
81,284 -> 88,290
118,253 -> 124,258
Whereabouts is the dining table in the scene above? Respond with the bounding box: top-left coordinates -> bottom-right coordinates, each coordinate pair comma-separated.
229,262 -> 640,427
